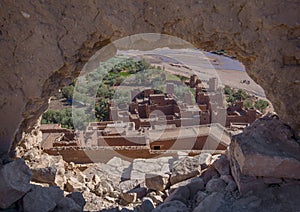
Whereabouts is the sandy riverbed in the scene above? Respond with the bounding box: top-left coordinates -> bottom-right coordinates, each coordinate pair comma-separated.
118,48 -> 266,98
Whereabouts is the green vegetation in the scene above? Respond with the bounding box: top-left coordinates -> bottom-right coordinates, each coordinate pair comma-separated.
254,99 -> 269,111
166,74 -> 181,81
243,99 -> 253,109
62,85 -> 74,101
224,85 -> 249,103
43,55 -> 218,129
223,85 -> 269,112
42,56 -> 153,129
41,109 -> 73,129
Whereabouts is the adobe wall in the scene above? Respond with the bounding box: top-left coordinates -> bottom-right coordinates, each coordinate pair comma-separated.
97,136 -> 147,147
44,148 -> 174,163
0,1 -> 299,154
150,135 -> 227,151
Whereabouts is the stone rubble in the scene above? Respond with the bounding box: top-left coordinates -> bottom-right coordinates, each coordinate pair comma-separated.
1,115 -> 300,211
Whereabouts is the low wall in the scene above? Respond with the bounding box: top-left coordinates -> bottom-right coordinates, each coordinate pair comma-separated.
98,136 -> 146,147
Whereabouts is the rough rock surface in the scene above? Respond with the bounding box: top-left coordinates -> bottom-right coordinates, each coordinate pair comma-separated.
205,178 -> 227,193
170,156 -> 202,185
66,192 -> 86,210
0,0 -> 299,155
131,157 -> 173,180
23,186 -> 64,212
29,153 -> 66,189
231,116 -> 300,179
2,147 -> 300,211
229,147 -> 267,194
145,173 -> 169,192
0,159 -> 32,209
153,200 -> 189,212
210,154 -> 230,175
193,192 -> 225,212
136,198 -> 155,212
54,197 -> 82,212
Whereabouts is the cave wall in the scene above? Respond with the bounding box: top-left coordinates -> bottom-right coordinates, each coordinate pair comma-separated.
0,0 -> 299,154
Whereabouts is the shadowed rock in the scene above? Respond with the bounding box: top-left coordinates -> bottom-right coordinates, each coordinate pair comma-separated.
0,159 -> 32,209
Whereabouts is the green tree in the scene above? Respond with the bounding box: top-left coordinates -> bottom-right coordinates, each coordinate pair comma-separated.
62,85 -> 74,100
95,99 -> 109,121
224,85 -> 233,96
254,99 -> 269,112
233,89 -> 248,101
41,109 -> 74,129
244,100 -> 253,109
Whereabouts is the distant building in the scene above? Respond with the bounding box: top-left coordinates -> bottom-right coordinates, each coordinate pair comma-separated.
40,75 -> 261,163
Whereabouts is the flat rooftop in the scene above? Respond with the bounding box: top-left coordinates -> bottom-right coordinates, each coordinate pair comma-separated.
146,123 -> 230,146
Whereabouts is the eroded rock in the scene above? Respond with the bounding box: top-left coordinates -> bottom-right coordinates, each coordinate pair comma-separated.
29,153 -> 66,189
145,173 -> 169,192
23,186 -> 64,212
54,197 -> 82,212
120,192 -> 137,204
0,159 -> 32,209
165,186 -> 190,206
205,178 -> 227,193
231,116 -> 300,179
210,154 -> 230,175
136,198 -> 155,212
66,192 -> 86,210
193,192 -> 225,212
153,200 -> 189,212
170,157 -> 201,185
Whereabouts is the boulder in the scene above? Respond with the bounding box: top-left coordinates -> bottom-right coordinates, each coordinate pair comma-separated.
229,144 -> 267,194
165,186 -> 190,206
193,191 -> 208,206
210,154 -> 230,175
186,178 -> 205,196
225,181 -> 237,192
0,159 -> 32,209
206,178 -> 227,192
170,157 -> 201,185
145,173 -> 169,192
170,177 -> 204,197
29,154 -> 66,189
23,186 -> 64,212
230,117 -> 300,179
193,192 -> 225,212
153,200 -> 189,212
120,192 -> 137,203
231,195 -> 261,211
199,166 -> 219,184
66,177 -> 86,192
136,198 -> 155,212
127,186 -> 147,199
66,192 -> 86,210
54,197 -> 82,212
193,153 -> 212,168
131,157 -> 173,180
220,174 -> 234,184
